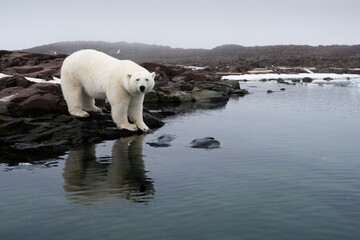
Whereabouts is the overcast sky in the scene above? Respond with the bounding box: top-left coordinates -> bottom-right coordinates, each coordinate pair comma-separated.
1,0 -> 359,50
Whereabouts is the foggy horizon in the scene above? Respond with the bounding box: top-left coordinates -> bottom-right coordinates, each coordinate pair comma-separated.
1,0 -> 360,51
18,40 -> 360,51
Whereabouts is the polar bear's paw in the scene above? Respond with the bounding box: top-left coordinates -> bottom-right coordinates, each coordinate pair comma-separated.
84,106 -> 102,113
136,123 -> 149,133
119,122 -> 138,132
69,108 -> 89,118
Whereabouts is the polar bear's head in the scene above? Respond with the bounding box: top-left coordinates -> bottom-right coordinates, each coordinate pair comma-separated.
127,71 -> 155,95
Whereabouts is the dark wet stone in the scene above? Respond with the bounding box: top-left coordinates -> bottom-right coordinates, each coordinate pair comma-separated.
147,134 -> 175,147
0,75 -> 34,90
267,90 -> 274,93
143,111 -> 165,129
189,137 -> 220,149
302,77 -> 313,83
280,88 -> 286,91
180,83 -> 194,91
231,89 -> 249,96
160,109 -> 176,116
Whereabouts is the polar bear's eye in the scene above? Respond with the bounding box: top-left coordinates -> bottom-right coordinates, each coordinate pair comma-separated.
136,78 -> 140,81
146,78 -> 149,81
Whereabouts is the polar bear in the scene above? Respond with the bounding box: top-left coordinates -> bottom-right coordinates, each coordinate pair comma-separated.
60,49 -> 155,132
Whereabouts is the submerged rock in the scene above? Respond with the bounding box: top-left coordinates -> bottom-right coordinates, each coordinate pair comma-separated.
189,137 -> 220,149
302,77 -> 313,83
146,134 -> 175,147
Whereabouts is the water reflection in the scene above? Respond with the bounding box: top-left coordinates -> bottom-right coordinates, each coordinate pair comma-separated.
63,135 -> 154,205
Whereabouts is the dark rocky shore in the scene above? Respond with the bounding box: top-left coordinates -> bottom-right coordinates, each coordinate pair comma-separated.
0,51 -> 247,164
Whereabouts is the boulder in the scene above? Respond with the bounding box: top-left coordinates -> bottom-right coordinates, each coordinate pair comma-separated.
0,75 -> 35,90
182,72 -> 207,81
302,77 -> 313,83
0,51 -> 66,80
0,78 -> 67,116
191,88 -> 228,102
189,137 -> 220,149
146,134 -> 175,147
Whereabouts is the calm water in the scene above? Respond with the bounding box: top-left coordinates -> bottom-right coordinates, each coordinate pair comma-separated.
1,82 -> 360,240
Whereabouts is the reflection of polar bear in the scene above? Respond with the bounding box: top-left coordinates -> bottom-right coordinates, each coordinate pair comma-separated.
63,135 -> 154,205
61,49 -> 155,132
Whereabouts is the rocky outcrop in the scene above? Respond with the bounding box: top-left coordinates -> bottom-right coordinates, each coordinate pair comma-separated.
141,63 -> 249,103
0,50 -> 66,80
0,76 -> 164,163
0,76 -> 67,116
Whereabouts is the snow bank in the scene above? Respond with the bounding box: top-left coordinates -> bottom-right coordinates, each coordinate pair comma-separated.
0,73 -> 61,84
222,73 -> 360,81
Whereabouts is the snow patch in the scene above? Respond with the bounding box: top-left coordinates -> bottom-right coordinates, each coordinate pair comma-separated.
178,65 -> 206,71
222,72 -> 360,88
0,73 -> 61,84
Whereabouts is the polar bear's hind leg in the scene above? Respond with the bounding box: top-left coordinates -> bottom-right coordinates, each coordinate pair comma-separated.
62,80 -> 90,118
81,92 -> 102,113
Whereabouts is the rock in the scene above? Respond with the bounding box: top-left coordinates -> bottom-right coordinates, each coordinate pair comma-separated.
143,111 -> 165,129
191,88 -> 228,102
0,80 -> 68,116
222,79 -> 240,90
0,75 -> 34,90
141,62 -> 185,78
190,137 -> 220,149
159,109 -> 177,116
323,77 -> 333,81
146,134 -> 175,147
172,76 -> 189,82
267,90 -> 274,93
302,77 -> 313,83
182,72 -> 207,81
231,89 -> 249,96
179,83 -> 194,91
0,51 -> 66,80
0,111 -> 164,162
280,88 -> 286,91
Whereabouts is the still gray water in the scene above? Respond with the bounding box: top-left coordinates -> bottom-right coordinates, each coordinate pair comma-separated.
1,82 -> 360,240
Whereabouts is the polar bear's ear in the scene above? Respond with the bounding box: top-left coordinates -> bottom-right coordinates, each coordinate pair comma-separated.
127,73 -> 132,79
151,72 -> 155,78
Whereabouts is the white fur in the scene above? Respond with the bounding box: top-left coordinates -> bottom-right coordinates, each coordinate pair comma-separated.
61,49 -> 155,132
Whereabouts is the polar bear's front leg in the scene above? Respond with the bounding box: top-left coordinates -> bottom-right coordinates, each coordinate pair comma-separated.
111,103 -> 138,131
108,90 -> 138,131
128,95 -> 149,132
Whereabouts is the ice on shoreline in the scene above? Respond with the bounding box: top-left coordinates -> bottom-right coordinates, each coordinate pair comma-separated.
222,73 -> 360,81
222,73 -> 360,88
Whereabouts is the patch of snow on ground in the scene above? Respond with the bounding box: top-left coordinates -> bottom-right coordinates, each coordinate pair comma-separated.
222,73 -> 360,88
0,73 -> 61,84
178,65 -> 206,71
222,73 -> 360,81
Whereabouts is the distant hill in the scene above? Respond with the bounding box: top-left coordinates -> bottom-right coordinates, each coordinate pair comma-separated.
22,41 -> 360,67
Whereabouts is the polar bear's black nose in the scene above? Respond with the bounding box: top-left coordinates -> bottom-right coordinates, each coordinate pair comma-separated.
140,86 -> 145,92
